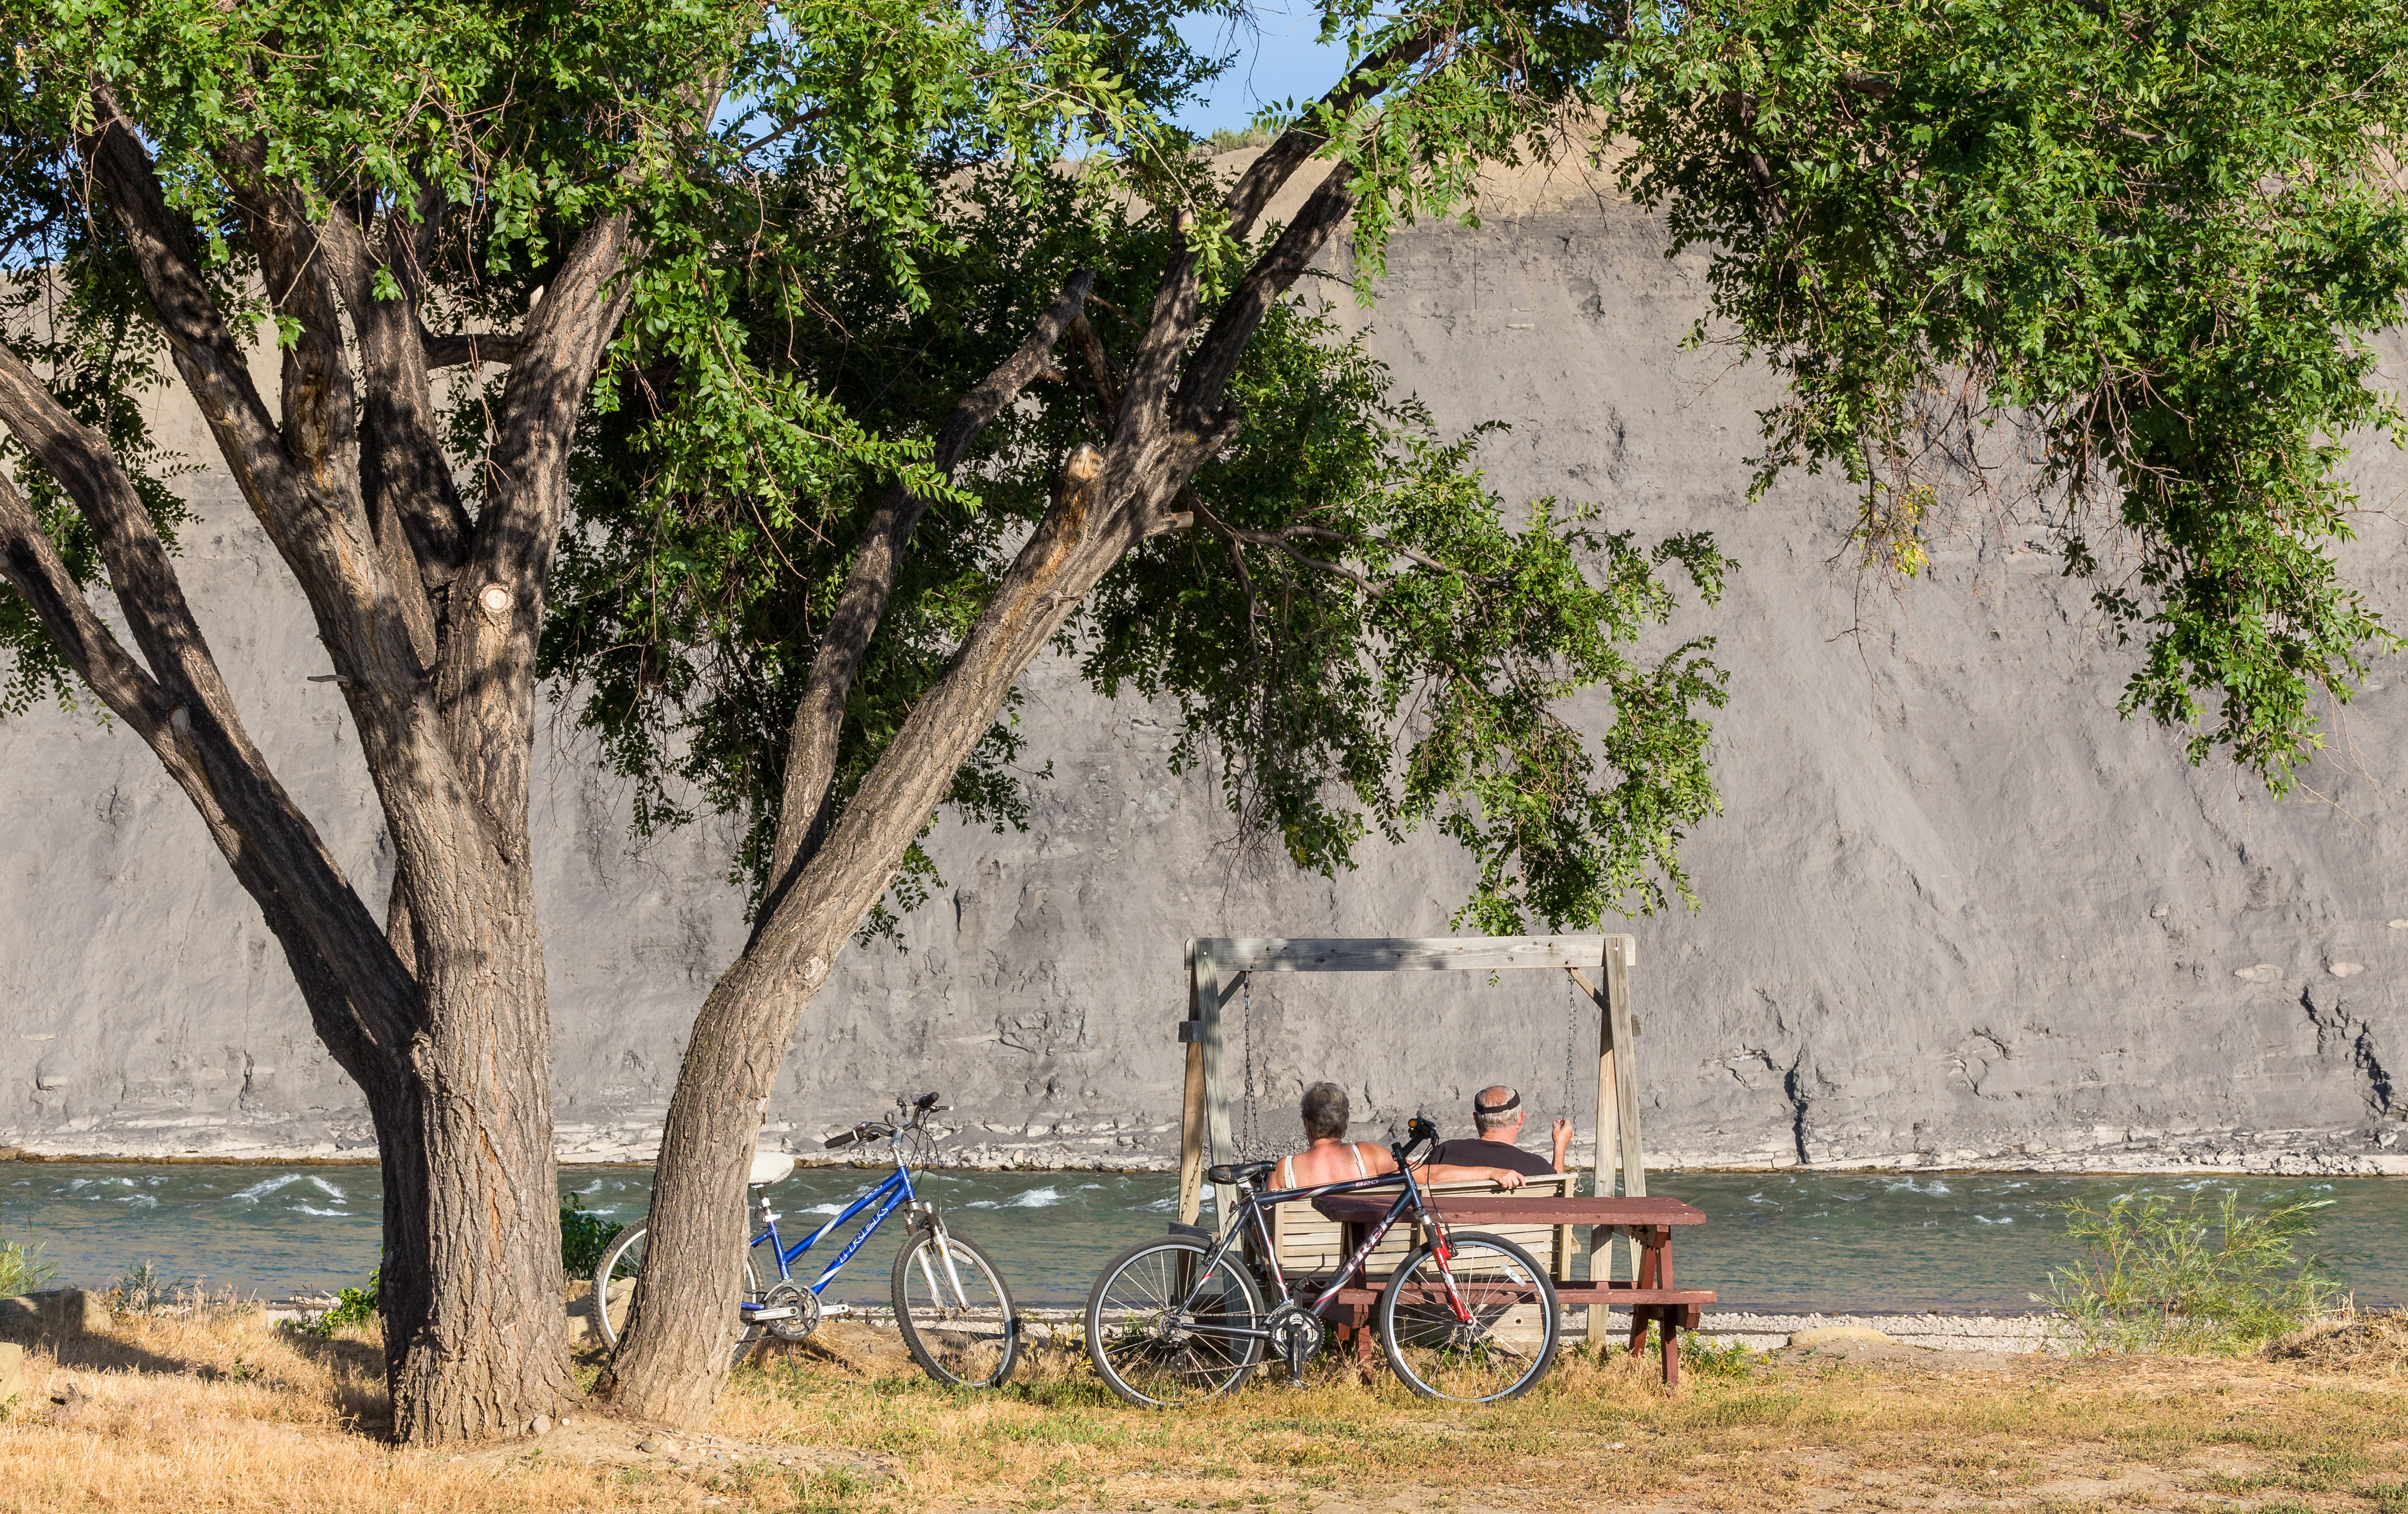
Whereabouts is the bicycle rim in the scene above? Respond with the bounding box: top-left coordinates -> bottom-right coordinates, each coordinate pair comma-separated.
590,1221 -> 765,1365
891,1227 -> 1018,1388
1085,1239 -> 1264,1408
1379,1231 -> 1559,1402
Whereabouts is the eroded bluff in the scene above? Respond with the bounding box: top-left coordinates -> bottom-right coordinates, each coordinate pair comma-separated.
5,182 -> 2404,1175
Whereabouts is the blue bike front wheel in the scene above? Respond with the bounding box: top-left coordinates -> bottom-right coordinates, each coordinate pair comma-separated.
890,1226 -> 1020,1387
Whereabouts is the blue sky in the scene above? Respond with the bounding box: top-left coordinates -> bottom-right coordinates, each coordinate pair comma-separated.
1170,5 -> 1349,134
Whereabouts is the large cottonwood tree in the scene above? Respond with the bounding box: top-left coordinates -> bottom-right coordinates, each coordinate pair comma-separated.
0,0 -> 1177,1441
582,0 -> 2408,1424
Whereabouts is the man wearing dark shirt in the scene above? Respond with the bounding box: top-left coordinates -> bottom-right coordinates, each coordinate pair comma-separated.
1429,1085 -> 1572,1176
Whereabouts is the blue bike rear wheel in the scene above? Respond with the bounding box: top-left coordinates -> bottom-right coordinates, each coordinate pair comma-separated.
590,1220 -> 767,1366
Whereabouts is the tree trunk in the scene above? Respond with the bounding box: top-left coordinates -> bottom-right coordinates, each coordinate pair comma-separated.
595,952 -> 796,1424
606,445 -> 1150,1424
380,855 -> 577,1441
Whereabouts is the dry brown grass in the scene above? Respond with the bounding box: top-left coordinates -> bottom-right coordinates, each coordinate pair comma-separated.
5,1307 -> 2408,1514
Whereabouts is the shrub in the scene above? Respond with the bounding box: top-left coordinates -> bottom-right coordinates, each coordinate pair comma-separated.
109,1260 -> 176,1316
2038,1189 -> 2340,1354
294,1269 -> 380,1338
0,1230 -> 49,1298
560,1193 -> 624,1280
1202,126 -> 1272,154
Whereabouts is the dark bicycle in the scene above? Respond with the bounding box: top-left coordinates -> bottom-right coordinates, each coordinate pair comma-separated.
1084,1117 -> 1559,1407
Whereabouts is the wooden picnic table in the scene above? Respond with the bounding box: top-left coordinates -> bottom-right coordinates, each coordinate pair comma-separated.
1310,1193 -> 1717,1387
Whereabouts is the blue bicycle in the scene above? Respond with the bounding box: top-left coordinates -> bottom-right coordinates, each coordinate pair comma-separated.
592,1092 -> 1021,1387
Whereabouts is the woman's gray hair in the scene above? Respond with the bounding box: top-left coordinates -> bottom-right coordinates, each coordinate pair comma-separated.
1300,1082 -> 1350,1142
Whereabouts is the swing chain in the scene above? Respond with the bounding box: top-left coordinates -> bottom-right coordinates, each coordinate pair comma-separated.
1240,972 -> 1262,1159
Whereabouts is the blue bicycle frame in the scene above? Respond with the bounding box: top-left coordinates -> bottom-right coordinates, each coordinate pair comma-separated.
744,1161 -> 920,1310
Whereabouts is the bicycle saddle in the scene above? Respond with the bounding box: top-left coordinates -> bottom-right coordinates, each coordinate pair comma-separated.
1206,1160 -> 1276,1186
748,1150 -> 798,1187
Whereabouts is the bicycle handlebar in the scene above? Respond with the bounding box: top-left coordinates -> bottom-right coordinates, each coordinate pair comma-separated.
824,1094 -> 945,1151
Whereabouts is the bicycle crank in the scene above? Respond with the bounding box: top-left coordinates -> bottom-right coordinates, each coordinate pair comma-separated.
1265,1303 -> 1324,1384
756,1281 -> 822,1341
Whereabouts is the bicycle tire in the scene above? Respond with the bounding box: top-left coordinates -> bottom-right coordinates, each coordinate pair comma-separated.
1377,1229 -> 1559,1402
890,1225 -> 1020,1388
590,1220 -> 766,1366
1085,1236 -> 1265,1408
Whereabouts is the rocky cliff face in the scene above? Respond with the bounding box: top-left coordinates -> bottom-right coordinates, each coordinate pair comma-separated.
5,182 -> 2404,1175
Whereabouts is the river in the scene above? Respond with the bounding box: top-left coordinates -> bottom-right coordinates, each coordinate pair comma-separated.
4,1162 -> 2400,1314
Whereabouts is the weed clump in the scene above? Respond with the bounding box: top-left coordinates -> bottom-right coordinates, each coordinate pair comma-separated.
294,1270 -> 381,1338
107,1261 -> 177,1317
2039,1189 -> 2340,1354
0,1226 -> 49,1298
559,1193 -> 624,1279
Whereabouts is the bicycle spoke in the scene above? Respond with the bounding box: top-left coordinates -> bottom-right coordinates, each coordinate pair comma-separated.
894,1229 -> 1016,1387
1088,1240 -> 1262,1408
1380,1235 -> 1558,1403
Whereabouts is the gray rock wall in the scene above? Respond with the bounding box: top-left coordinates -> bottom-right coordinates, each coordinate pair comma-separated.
4,185 -> 2405,1174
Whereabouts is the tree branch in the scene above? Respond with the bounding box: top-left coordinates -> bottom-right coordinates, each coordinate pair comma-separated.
320,205 -> 473,664
80,86 -> 437,728
1119,31 -> 1438,430
423,333 -> 523,368
80,87 -> 291,489
1066,312 -> 1123,416
215,135 -> 359,488
759,269 -> 1098,901
0,343 -> 418,1078
436,207 -> 638,822
1173,162 -> 1359,428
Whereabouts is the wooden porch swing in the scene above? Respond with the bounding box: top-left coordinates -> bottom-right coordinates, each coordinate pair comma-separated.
1174,932 -> 1657,1343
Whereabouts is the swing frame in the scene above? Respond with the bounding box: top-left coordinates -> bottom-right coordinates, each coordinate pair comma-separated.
1174,934 -> 1647,1254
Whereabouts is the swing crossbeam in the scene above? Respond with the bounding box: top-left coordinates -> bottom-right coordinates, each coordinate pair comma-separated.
1176,931 -> 1648,1347
1189,936 -> 1624,973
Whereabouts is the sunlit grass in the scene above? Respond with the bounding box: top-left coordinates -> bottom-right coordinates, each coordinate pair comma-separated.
0,1307 -> 2401,1512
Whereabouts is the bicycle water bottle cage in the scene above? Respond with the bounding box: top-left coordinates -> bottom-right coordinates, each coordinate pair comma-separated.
1206,1160 -> 1275,1187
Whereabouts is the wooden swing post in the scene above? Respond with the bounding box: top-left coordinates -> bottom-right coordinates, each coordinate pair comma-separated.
1567,934 -> 1645,1345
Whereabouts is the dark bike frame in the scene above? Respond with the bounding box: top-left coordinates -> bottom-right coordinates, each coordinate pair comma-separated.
1177,1122 -> 1484,1342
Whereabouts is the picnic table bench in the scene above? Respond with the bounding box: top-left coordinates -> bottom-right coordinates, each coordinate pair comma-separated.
1311,1193 -> 1717,1387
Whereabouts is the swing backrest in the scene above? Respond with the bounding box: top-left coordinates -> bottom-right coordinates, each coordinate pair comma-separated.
1257,1171 -> 1579,1284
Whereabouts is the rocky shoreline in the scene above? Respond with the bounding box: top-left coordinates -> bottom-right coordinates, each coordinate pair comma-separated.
8,1121 -> 2405,1176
